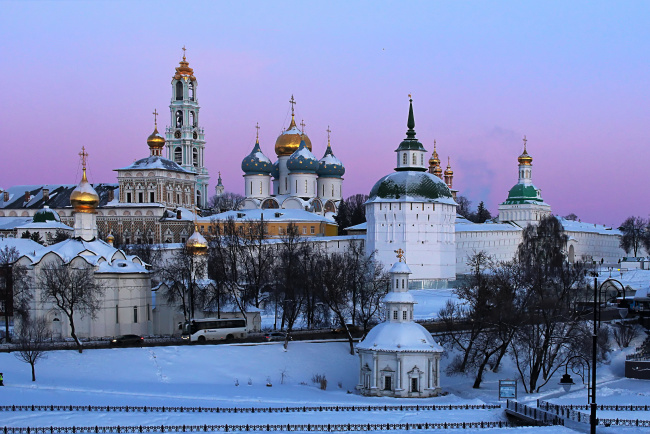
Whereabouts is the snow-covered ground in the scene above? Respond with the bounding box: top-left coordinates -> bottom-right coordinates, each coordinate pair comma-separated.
1,337 -> 648,433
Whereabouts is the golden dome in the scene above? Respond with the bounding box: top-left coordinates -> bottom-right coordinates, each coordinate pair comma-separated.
173,49 -> 196,81
518,136 -> 533,166
444,157 -> 454,176
275,116 -> 312,157
147,125 -> 165,150
70,168 -> 100,213
428,140 -> 441,167
186,226 -> 208,254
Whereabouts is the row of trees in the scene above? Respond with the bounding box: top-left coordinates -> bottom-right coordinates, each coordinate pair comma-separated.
455,196 -> 492,224
159,219 -> 390,353
439,216 -> 604,393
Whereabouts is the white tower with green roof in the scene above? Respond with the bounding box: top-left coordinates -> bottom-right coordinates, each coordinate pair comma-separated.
365,97 -> 457,287
498,136 -> 551,227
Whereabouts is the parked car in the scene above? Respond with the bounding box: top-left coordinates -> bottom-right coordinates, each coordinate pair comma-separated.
110,334 -> 144,347
263,332 -> 290,342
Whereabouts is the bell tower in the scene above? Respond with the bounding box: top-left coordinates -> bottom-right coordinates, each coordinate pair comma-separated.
165,47 -> 210,208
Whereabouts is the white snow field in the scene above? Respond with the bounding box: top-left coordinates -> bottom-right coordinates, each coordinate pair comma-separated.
0,338 -> 648,433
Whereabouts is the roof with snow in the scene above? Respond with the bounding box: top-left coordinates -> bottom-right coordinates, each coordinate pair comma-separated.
117,156 -> 192,174
0,217 -> 32,231
367,171 -> 455,205
356,322 -> 443,353
0,184 -> 118,210
200,208 -> 336,224
19,238 -> 148,274
242,141 -> 273,175
389,261 -> 412,274
558,217 -> 620,236
502,183 -> 548,205
0,238 -> 45,257
287,140 -> 319,173
317,145 -> 345,178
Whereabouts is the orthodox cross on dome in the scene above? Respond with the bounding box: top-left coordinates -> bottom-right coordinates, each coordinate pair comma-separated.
152,109 -> 159,126
523,135 -> 527,151
78,146 -> 88,170
394,248 -> 405,262
255,122 -> 260,141
326,125 -> 331,146
289,95 -> 296,116
300,119 -> 306,134
182,45 -> 187,60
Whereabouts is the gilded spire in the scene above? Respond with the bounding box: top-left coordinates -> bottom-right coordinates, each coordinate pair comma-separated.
394,248 -> 405,262
326,125 -> 332,148
147,109 -> 165,154
70,147 -> 99,213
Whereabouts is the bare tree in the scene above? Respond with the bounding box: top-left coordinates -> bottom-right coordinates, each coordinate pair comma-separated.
1,246 -> 32,341
160,246 -> 206,322
14,316 -> 51,381
39,263 -> 104,352
619,216 -> 647,257
354,257 -> 389,334
335,194 -> 368,235
207,192 -> 245,214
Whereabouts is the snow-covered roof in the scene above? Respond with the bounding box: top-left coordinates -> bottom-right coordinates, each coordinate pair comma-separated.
0,184 -> 118,210
117,156 -> 193,174
201,209 -> 336,224
558,217 -> 620,236
383,291 -> 415,304
366,171 -> 456,206
21,238 -> 148,274
356,322 -> 443,353
0,217 -> 32,230
389,261 -> 412,274
344,222 -> 367,232
0,238 -> 45,257
456,220 -> 522,233
16,221 -> 72,231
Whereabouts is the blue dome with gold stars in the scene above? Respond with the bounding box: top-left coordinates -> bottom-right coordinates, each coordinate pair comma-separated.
287,139 -> 318,173
317,143 -> 345,178
241,139 -> 272,175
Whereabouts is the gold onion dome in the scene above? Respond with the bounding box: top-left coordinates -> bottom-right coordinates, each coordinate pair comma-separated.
444,157 -> 453,176
275,96 -> 312,156
147,125 -> 165,150
70,168 -> 100,213
518,136 -> 533,166
429,140 -> 441,167
186,225 -> 208,254
173,49 -> 196,81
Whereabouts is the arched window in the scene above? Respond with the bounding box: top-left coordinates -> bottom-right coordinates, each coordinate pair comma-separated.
192,148 -> 198,167
420,154 -> 424,165
174,147 -> 182,164
189,82 -> 195,101
196,190 -> 201,208
402,153 -> 407,164
190,111 -> 195,127
175,81 -> 183,100
412,154 -> 417,165
176,111 -> 183,127
305,179 -> 308,193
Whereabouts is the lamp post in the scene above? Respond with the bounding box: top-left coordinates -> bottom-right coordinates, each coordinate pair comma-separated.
559,274 -> 624,434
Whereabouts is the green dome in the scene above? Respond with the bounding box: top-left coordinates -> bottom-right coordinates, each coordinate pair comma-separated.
367,171 -> 453,203
502,183 -> 544,205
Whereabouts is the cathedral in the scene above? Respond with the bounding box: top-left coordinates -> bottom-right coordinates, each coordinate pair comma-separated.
240,96 -> 345,216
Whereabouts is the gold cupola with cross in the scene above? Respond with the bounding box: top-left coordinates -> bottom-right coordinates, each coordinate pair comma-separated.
275,95 -> 312,157
70,147 -> 100,213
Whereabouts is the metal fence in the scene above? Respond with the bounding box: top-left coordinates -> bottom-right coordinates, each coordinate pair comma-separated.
0,404 -> 500,414
538,400 -> 650,427
1,421 -> 514,433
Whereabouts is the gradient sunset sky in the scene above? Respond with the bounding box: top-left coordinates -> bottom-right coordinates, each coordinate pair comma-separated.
2,1 -> 648,227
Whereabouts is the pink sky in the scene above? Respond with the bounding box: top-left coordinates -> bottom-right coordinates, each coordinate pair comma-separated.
1,1 -> 648,227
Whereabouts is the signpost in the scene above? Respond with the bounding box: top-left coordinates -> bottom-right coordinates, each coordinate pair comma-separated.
499,379 -> 517,400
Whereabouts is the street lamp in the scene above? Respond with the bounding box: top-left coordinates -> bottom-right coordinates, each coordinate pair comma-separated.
560,274 -> 623,434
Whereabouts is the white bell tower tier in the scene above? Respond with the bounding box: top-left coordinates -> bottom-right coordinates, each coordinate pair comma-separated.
165,48 -> 209,208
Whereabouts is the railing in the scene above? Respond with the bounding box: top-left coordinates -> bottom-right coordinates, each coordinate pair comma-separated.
0,403 -> 500,414
506,400 -> 564,426
1,421 -> 514,433
538,400 -> 650,427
